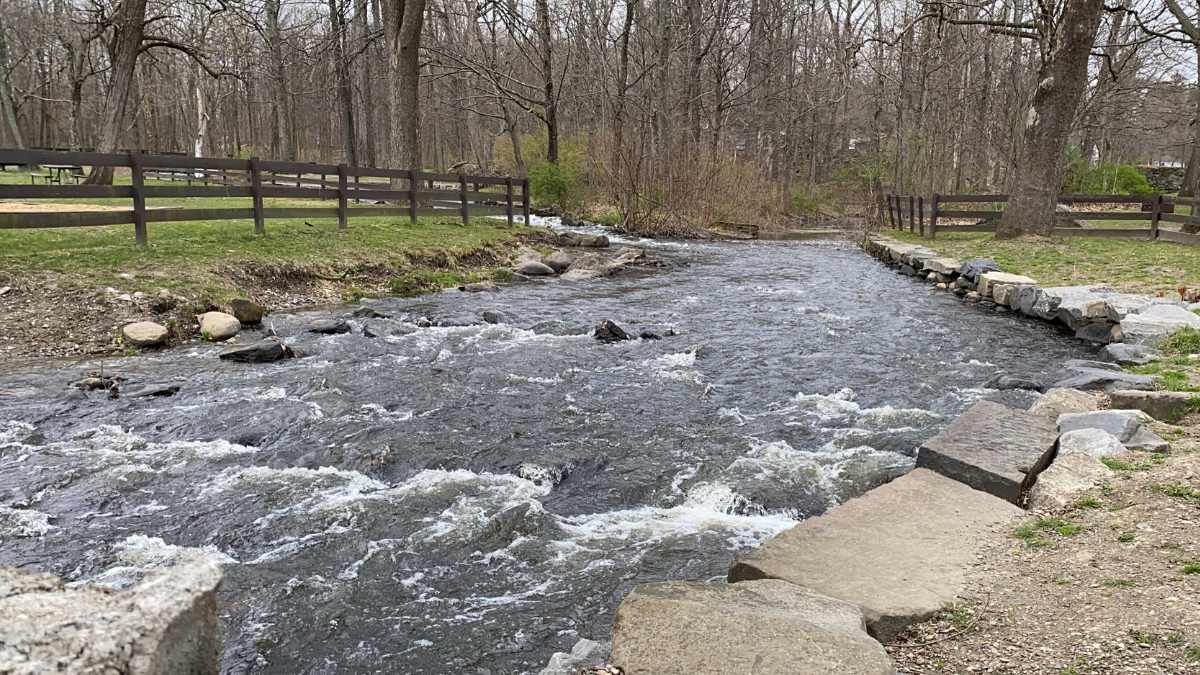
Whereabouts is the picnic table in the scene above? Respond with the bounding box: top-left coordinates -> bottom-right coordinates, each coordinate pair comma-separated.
32,164 -> 85,184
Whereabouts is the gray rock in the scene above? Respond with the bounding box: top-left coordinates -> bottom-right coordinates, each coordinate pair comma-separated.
1120,304 -> 1200,345
916,400 -> 1059,504
124,383 -> 181,398
362,320 -> 417,338
352,305 -> 387,319
0,552 -> 222,675
958,258 -> 999,282
729,468 -> 1021,642
1050,364 -> 1155,392
196,311 -> 240,342
1015,285 -> 1042,315
229,298 -> 265,325
610,580 -> 893,675
557,231 -> 609,248
530,320 -> 590,336
306,319 -> 351,335
1098,343 -> 1157,366
978,272 -> 1036,300
1027,453 -> 1114,511
459,281 -> 498,293
984,374 -> 1044,392
1028,388 -> 1100,420
539,639 -> 608,675
1074,321 -> 1122,344
218,339 -> 295,363
1126,428 -> 1171,453
594,320 -> 630,343
122,321 -> 169,348
542,250 -> 574,273
516,260 -> 556,276
1057,410 -> 1150,443
1057,428 -> 1127,458
899,264 -> 917,276
561,248 -> 646,281
1108,389 -> 1199,423
481,309 -> 509,325
922,257 -> 961,276
1026,286 -> 1111,325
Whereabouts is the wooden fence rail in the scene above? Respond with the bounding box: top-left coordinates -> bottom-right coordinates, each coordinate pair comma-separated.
0,148 -> 531,247
882,192 -> 1200,246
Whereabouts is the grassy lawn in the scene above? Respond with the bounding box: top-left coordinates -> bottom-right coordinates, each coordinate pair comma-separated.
0,167 -> 525,303
889,230 -> 1200,294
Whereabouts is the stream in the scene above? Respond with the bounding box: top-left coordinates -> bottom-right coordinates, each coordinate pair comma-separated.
0,225 -> 1089,673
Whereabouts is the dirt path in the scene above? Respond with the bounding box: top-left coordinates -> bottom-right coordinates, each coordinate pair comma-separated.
888,420 -> 1200,674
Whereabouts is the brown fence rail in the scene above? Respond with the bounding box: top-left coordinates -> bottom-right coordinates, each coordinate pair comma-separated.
0,149 -> 531,246
882,192 -> 1200,246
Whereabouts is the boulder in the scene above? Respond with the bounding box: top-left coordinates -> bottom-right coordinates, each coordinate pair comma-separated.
958,258 -> 1000,282
1050,363 -> 1155,392
729,469 -> 1021,642
916,400 -> 1059,504
1028,388 -> 1100,420
306,319 -> 350,335
196,312 -> 240,342
1126,428 -> 1171,453
122,321 -> 169,348
1027,453 -> 1114,511
1074,321 -> 1122,344
351,306 -> 387,319
594,320 -> 630,343
540,639 -> 608,675
1098,343 -> 1157,366
218,339 -> 295,363
123,383 -> 182,399
459,281 -> 498,293
561,248 -> 646,281
481,309 -> 509,325
1057,428 -> 1127,459
1057,410 -> 1150,443
542,250 -> 574,273
557,231 -> 610,248
922,257 -> 962,276
229,298 -> 265,325
984,374 -> 1044,392
1108,389 -> 1199,423
978,272 -> 1036,300
1120,304 -> 1200,346
1026,286 -> 1112,326
516,260 -> 556,276
362,320 -> 417,338
610,581 -> 893,675
0,552 -> 222,674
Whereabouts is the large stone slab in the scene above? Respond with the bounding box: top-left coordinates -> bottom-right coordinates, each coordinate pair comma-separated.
1109,389 -> 1199,423
978,272 -> 1036,300
1058,409 -> 1170,453
0,552 -> 222,674
1028,388 -> 1100,420
916,400 -> 1058,504
922,257 -> 962,276
1120,304 -> 1200,345
729,468 -> 1021,642
1027,453 -> 1114,511
610,580 -> 893,675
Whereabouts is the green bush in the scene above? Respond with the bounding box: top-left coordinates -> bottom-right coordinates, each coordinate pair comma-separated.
491,132 -> 589,210
1063,158 -> 1155,195
528,162 -> 579,209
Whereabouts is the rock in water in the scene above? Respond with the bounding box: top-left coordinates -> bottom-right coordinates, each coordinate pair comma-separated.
543,250 -> 574,273
352,305 -> 388,319
459,281 -> 498,293
516,260 -> 556,276
984,373 -> 1044,392
594,320 -> 630,343
218,339 -> 295,363
229,298 -> 265,325
196,312 -> 240,342
558,231 -> 610,248
121,321 -> 169,348
306,319 -> 350,335
610,580 -> 893,675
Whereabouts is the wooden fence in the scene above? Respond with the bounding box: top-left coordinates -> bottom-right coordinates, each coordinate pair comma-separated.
0,148 -> 531,247
883,193 -> 1200,246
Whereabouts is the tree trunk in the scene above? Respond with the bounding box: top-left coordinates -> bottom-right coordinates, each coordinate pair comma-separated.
87,0 -> 148,184
382,0 -> 427,172
265,0 -> 295,161
354,0 -> 377,166
0,13 -> 25,148
1181,46 -> 1200,201
534,0 -> 558,163
997,0 -> 1105,238
329,0 -> 358,165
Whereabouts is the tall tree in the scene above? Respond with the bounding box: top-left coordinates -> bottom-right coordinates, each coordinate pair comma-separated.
381,0 -> 427,169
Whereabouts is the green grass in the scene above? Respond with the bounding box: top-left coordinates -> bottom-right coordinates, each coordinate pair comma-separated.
1160,328 -> 1200,356
1153,483 -> 1200,501
890,230 -> 1200,294
1102,453 -> 1168,472
1074,496 -> 1102,509
1,170 -> 526,302
1117,531 -> 1136,543
1183,562 -> 1200,574
1104,578 -> 1137,588
1014,517 -> 1086,548
1188,645 -> 1200,662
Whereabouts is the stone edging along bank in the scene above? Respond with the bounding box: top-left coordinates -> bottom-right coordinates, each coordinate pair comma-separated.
600,235 -> 1194,674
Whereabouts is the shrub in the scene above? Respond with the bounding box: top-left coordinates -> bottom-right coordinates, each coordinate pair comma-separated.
1063,158 -> 1156,195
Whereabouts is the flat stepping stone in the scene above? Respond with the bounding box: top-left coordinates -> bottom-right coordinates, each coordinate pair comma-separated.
916,400 -> 1058,504
728,468 -> 1021,641
610,580 -> 893,675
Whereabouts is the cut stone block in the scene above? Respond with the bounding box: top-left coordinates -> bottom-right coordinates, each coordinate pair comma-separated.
728,468 -> 1021,642
1121,304 -> 1200,346
610,580 -> 893,675
978,272 -> 1036,300
1028,388 -> 1100,420
1057,428 -> 1127,458
1108,389 -> 1199,423
916,400 -> 1059,504
922,257 -> 962,276
1057,410 -> 1150,443
1027,453 -> 1114,511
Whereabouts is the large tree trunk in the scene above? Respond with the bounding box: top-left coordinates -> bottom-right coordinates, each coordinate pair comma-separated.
997,0 -> 1104,238
87,0 -> 148,184
382,0 -> 426,172
354,0 -> 377,166
534,0 -> 558,164
265,0 -> 295,161
329,0 -> 358,165
0,13 -> 25,148
1180,46 -> 1200,203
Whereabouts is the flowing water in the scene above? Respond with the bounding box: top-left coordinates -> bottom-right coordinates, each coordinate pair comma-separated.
0,225 -> 1089,673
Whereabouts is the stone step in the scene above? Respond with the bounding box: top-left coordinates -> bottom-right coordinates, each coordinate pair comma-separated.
916,399 -> 1059,504
728,468 -> 1021,641
610,580 -> 894,675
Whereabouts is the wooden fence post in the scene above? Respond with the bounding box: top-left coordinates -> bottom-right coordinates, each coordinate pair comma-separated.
337,164 -> 349,230
522,178 -> 531,224
505,177 -> 514,227
917,196 -> 924,236
908,196 -> 915,233
896,195 -> 904,231
459,173 -> 470,225
249,157 -> 265,235
929,193 -> 940,239
885,194 -> 895,229
1150,194 -> 1163,240
129,152 -> 148,247
407,170 -> 419,224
